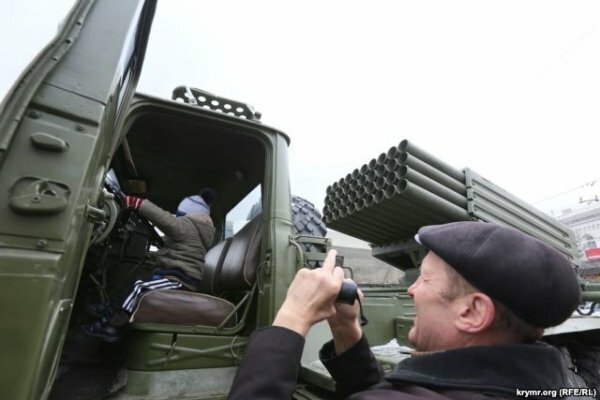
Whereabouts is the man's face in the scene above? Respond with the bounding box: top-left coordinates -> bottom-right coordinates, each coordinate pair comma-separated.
407,251 -> 462,352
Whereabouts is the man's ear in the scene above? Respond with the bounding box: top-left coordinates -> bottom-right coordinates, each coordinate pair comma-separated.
454,293 -> 495,333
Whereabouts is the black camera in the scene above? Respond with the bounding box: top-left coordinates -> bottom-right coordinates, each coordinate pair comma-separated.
335,255 -> 358,305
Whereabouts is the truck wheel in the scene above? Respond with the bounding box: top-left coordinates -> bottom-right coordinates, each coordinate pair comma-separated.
292,196 -> 328,267
247,196 -> 328,267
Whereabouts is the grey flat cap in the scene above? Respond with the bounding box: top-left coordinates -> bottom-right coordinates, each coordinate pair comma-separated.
415,221 -> 581,328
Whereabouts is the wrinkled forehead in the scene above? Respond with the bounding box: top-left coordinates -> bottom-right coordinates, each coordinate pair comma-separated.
420,250 -> 454,277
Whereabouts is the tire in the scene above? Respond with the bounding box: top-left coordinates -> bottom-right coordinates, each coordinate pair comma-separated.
247,195 -> 328,267
291,196 -> 327,267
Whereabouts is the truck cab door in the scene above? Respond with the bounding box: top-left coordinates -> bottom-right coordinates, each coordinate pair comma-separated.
0,1 -> 157,398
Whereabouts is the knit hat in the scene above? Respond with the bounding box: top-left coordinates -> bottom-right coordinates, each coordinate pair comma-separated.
415,221 -> 581,328
176,195 -> 210,216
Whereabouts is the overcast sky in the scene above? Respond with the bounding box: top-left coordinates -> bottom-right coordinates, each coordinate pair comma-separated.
2,1 -> 600,217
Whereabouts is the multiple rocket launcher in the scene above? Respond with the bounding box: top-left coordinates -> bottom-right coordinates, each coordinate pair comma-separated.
323,139 -> 577,268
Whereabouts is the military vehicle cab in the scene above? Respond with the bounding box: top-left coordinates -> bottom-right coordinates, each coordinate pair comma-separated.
1,1 -> 598,399
0,1 -> 325,398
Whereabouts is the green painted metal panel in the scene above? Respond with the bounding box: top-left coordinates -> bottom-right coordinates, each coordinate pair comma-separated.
0,1 -> 157,398
127,332 -> 248,371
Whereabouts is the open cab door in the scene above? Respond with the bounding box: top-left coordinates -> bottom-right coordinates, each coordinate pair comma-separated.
0,1 -> 157,398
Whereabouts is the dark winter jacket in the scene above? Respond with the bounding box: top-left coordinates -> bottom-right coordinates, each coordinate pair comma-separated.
228,326 -> 571,400
139,200 -> 215,282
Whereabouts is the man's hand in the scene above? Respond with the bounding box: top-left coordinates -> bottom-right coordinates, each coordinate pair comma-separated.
327,286 -> 363,354
125,195 -> 144,210
273,250 -> 344,337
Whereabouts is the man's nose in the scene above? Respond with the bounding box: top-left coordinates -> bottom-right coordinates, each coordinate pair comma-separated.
407,281 -> 416,298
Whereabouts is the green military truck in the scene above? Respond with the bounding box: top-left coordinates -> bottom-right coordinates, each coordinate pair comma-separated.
0,1 -> 598,399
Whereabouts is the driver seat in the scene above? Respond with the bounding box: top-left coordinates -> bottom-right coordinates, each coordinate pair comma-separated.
130,215 -> 263,327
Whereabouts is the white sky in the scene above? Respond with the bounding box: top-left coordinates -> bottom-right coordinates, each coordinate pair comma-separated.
2,1 -> 600,216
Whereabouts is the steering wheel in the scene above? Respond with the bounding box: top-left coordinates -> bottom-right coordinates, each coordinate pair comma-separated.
89,190 -> 120,245
102,178 -> 164,247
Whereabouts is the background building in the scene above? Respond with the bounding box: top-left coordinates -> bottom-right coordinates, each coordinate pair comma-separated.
554,199 -> 600,282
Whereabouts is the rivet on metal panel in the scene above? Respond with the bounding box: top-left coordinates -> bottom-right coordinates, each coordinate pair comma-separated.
37,239 -> 47,249
28,111 -> 40,119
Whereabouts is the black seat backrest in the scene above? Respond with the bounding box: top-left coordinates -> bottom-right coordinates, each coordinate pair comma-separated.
198,215 -> 262,295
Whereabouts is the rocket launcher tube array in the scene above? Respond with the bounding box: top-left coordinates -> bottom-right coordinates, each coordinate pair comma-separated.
324,139 -> 577,266
323,140 -> 471,245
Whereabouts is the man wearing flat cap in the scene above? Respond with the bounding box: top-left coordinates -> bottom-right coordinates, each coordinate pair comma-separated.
228,221 -> 582,399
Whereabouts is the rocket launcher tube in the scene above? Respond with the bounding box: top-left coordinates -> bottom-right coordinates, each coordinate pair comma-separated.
354,195 -> 416,230
398,152 -> 467,195
384,170 -> 400,186
374,187 -> 452,229
399,139 -> 465,182
330,215 -> 395,243
397,180 -> 471,222
399,165 -> 468,208
387,145 -> 400,159
375,163 -> 387,178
